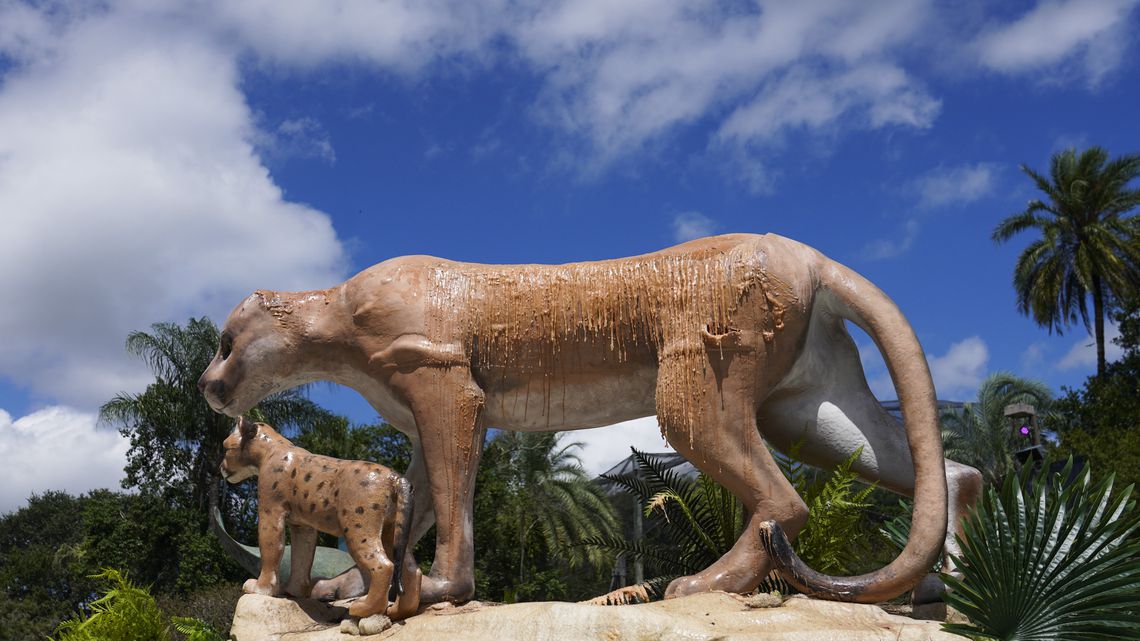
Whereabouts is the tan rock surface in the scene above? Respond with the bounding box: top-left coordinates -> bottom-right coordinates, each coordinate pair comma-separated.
231,592 -> 963,641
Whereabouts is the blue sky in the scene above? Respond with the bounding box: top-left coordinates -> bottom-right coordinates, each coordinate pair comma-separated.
1,0 -> 1138,511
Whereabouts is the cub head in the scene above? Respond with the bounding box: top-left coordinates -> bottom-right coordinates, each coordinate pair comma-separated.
198,291 -> 300,417
220,416 -> 262,483
220,417 -> 290,483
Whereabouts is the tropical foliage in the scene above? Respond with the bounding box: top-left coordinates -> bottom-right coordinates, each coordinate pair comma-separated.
466,431 -> 618,602
492,431 -> 620,580
943,459 -> 1140,640
940,372 -> 1052,485
584,447 -> 877,600
50,569 -> 225,641
1054,303 -> 1140,491
781,447 -> 877,576
992,146 -> 1140,376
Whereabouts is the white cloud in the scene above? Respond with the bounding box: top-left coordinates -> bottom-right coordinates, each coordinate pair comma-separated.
861,162 -> 999,261
912,162 -> 1000,209
521,1 -> 940,164
1021,341 -> 1049,372
1057,324 -> 1124,370
716,63 -> 940,146
929,336 -> 990,399
565,416 -> 672,477
0,406 -> 129,514
0,8 -> 347,407
206,0 -> 498,72
257,117 -> 337,164
672,211 -> 717,243
862,218 -> 920,261
976,0 -> 1139,84
860,335 -> 989,400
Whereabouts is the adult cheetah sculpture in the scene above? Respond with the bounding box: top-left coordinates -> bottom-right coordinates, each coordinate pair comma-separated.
199,233 -> 982,605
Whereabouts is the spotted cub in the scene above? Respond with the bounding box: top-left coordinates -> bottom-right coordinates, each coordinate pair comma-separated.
221,416 -> 419,619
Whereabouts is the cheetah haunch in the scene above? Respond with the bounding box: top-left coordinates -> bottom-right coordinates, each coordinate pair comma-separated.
201,233 -> 982,605
220,417 -> 420,618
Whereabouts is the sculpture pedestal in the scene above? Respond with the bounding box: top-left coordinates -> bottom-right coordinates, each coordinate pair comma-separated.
230,591 -> 961,641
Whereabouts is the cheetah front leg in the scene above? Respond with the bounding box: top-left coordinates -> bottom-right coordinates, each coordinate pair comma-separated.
245,509 -> 286,596
389,365 -> 486,605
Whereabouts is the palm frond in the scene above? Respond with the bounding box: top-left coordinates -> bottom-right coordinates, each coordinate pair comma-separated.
944,458 -> 1140,640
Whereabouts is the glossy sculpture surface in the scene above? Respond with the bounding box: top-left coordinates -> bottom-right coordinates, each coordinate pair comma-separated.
200,233 -> 982,605
220,417 -> 420,619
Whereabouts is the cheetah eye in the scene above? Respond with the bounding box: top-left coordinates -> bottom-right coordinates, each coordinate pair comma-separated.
220,333 -> 233,360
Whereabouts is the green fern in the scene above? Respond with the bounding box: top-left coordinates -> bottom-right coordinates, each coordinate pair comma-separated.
171,617 -> 227,641
793,448 -> 876,574
52,569 -> 170,641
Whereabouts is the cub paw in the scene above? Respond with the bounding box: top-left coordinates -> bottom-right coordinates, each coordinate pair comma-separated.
243,578 -> 278,596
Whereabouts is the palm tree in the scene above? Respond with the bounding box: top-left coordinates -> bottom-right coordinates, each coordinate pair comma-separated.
993,146 -> 1140,376
100,317 -> 325,516
488,431 -> 620,583
940,372 -> 1052,485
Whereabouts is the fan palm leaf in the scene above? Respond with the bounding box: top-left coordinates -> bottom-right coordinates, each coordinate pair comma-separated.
944,459 -> 1140,640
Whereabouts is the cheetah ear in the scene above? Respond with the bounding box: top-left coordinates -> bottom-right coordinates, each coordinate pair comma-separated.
238,416 -> 257,440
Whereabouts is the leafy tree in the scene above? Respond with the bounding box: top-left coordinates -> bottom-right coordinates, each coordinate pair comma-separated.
944,459 -> 1140,640
491,432 -> 619,587
940,372 -> 1053,486
993,146 -> 1140,376
1054,303 -> 1140,490
0,492 -> 92,641
0,490 -> 244,640
99,317 -> 325,518
293,414 -> 412,473
466,432 -> 617,602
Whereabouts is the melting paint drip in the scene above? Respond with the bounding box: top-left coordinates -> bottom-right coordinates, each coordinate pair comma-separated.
423,238 -> 795,440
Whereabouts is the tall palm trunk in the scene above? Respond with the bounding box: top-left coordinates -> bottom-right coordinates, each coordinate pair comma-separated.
1093,274 -> 1106,377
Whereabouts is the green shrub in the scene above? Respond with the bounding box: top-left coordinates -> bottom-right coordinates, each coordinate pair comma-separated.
51,569 -> 226,641
944,459 -> 1140,640
584,446 -> 877,600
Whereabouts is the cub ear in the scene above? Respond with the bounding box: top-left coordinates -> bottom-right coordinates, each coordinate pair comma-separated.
238,416 -> 257,440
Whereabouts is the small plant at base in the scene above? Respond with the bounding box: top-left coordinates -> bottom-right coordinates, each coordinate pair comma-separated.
51,568 -> 226,641
171,616 -> 227,641
943,458 -> 1140,640
52,569 -> 170,641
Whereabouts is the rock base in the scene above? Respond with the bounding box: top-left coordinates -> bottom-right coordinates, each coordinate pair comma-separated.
231,591 -> 962,641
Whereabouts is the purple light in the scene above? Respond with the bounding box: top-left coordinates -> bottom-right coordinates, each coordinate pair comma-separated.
1019,426 -> 1031,436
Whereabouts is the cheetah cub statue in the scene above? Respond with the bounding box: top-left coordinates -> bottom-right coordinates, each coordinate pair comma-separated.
221,416 -> 420,619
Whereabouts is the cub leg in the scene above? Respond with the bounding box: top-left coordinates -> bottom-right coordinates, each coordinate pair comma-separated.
310,441 -> 430,603
656,352 -> 808,597
345,531 -> 396,618
389,366 -> 486,604
284,524 -> 317,598
245,509 -> 286,596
